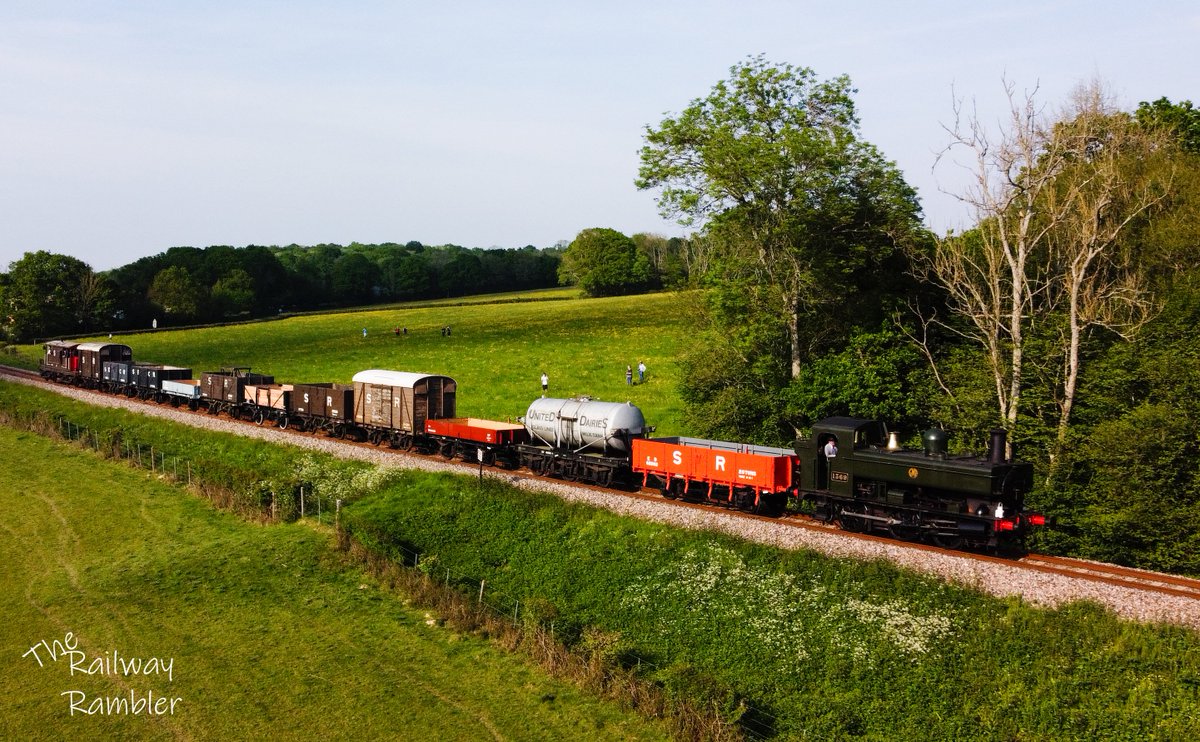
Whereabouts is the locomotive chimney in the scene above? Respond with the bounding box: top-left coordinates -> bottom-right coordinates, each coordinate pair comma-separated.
989,429 -> 1007,464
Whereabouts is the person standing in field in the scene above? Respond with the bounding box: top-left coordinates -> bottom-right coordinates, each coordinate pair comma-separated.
626,365 -> 633,385
541,372 -> 549,394
637,360 -> 646,383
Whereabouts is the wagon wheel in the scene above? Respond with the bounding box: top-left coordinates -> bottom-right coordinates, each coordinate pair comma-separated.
399,434 -> 414,451
253,410 -> 266,426
277,415 -> 289,430
369,430 -> 384,446
439,441 -> 455,459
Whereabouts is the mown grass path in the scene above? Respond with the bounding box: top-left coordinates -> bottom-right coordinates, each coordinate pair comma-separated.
0,426 -> 667,740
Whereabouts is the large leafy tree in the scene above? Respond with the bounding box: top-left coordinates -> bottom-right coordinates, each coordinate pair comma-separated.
558,228 -> 651,297
1136,97 -> 1200,154
637,56 -> 924,381
147,265 -> 206,322
1,251 -> 112,342
637,57 -> 926,441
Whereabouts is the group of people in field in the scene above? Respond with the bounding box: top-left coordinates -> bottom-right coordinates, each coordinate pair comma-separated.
625,361 -> 646,385
538,361 -> 648,397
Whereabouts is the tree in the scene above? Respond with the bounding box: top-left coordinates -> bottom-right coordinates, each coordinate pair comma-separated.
1,251 -> 111,341
637,56 -> 924,380
210,269 -> 256,317
1041,82 -> 1172,452
1135,97 -> 1200,154
148,266 -> 206,321
330,252 -> 375,304
922,79 -> 1170,464
558,228 -> 650,297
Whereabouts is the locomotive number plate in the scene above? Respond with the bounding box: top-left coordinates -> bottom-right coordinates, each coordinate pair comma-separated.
907,467 -> 919,478
831,471 -> 849,483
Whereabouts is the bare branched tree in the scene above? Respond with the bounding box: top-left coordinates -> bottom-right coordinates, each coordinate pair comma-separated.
922,80 -> 1071,448
918,78 -> 1170,466
1043,80 -> 1172,454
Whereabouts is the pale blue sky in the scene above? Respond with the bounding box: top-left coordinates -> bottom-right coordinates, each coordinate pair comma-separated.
2,1 -> 1196,270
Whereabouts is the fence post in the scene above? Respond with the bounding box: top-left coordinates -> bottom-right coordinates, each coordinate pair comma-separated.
513,600 -> 519,624
300,486 -> 305,519
151,447 -> 155,473
478,580 -> 486,604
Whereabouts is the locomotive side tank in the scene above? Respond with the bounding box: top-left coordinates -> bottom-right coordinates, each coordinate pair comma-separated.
523,396 -> 647,455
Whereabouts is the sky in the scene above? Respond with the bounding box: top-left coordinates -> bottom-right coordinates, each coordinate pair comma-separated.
2,1 -> 1197,272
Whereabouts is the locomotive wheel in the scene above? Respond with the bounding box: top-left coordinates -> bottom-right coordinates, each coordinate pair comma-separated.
932,533 -> 964,549
887,521 -> 921,541
835,505 -> 866,533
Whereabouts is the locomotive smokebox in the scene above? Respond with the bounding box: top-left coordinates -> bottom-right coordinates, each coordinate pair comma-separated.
922,428 -> 948,458
989,428 -> 1008,464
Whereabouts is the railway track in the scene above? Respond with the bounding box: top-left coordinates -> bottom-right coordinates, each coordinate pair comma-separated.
6,362 -> 1200,622
1019,553 -> 1200,600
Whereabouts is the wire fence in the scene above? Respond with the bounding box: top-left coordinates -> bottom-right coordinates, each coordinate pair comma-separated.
28,412 -> 783,740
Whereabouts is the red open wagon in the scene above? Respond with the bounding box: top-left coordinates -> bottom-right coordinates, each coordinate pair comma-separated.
632,436 -> 799,513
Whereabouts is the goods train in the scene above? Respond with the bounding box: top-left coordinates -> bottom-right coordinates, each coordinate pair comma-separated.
38,340 -> 1044,550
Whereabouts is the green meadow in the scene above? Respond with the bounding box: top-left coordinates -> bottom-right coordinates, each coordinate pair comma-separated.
0,424 -> 668,741
13,289 -> 695,434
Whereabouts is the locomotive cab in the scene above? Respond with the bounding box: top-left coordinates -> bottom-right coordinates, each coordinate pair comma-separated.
795,417 -> 889,495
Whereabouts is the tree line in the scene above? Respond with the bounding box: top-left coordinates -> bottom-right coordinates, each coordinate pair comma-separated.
0,242 -> 567,339
0,231 -> 697,342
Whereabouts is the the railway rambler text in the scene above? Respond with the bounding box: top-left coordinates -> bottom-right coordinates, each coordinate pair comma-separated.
22,632 -> 182,716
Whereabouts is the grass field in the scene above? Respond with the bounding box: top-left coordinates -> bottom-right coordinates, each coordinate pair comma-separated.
0,425 -> 668,740
12,289 -> 696,435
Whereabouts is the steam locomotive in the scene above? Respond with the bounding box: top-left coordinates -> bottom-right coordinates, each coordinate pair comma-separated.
38,340 -> 1043,549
